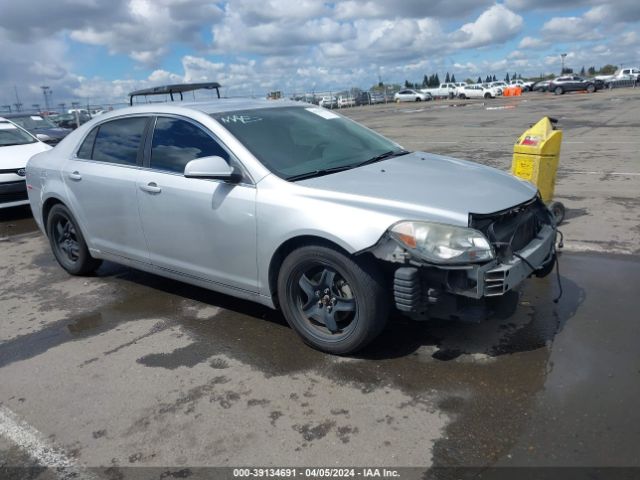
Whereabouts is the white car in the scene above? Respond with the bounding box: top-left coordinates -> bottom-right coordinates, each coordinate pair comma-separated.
489,81 -> 508,96
337,96 -> 355,108
319,96 -> 337,108
509,79 -> 534,91
0,118 -> 51,209
394,89 -> 431,102
459,85 -> 495,99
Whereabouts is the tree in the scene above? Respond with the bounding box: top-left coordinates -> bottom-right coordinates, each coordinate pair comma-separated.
445,72 -> 450,82
561,67 -> 573,74
434,73 -> 440,86
492,75 -> 497,82
588,66 -> 596,75
505,72 -> 510,82
580,66 -> 586,76
478,76 -> 483,84
451,74 -> 456,83
404,80 -> 411,88
513,73 -> 517,82
422,75 -> 428,87
599,64 -> 617,75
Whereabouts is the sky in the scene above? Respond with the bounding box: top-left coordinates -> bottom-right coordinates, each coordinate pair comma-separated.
1,0 -> 639,108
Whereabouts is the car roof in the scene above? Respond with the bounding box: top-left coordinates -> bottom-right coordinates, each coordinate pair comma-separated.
122,98 -> 309,116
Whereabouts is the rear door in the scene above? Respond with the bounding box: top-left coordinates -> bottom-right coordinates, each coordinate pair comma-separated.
63,116 -> 150,263
136,115 -> 258,292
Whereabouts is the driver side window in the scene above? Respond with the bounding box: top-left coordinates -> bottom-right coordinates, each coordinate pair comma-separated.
150,117 -> 229,174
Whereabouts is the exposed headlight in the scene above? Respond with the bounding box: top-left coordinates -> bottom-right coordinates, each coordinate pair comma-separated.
389,221 -> 494,264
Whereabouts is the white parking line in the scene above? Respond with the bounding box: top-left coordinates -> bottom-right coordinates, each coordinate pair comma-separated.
0,405 -> 97,480
561,241 -> 636,255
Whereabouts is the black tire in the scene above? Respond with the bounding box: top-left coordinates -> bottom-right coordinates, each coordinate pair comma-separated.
415,97 -> 422,102
554,86 -> 563,95
46,204 -> 102,275
277,245 -> 389,354
459,94 -> 466,99
586,84 -> 595,93
484,92 -> 491,99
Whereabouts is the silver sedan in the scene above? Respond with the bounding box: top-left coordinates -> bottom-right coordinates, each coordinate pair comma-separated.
26,99 -> 557,354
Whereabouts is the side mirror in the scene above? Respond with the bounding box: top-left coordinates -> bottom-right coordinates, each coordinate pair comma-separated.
36,133 -> 52,143
184,156 -> 242,182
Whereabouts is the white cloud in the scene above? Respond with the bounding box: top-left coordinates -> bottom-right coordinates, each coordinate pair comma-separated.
454,4 -> 523,48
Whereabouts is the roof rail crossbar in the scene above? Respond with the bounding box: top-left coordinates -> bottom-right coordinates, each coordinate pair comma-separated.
128,82 -> 221,106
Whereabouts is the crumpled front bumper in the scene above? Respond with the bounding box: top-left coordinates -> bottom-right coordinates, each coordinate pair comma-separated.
391,224 -> 556,317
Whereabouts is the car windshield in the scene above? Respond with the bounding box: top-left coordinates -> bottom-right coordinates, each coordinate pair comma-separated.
212,106 -> 405,180
9,115 -> 57,130
0,121 -> 37,146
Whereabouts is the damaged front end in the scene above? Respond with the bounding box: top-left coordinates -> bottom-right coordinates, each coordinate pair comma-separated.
369,196 -> 557,322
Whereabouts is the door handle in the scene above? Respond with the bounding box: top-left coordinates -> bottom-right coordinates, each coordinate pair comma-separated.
69,171 -> 82,181
140,182 -> 162,194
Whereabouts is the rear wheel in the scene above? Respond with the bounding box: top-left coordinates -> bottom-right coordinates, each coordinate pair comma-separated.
415,97 -> 422,102
459,94 -> 466,99
277,245 -> 388,354
46,204 -> 102,275
554,86 -> 563,95
484,92 -> 491,99
586,84 -> 595,93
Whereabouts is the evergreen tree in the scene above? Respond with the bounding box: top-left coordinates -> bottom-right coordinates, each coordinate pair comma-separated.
404,80 -> 411,88
485,75 -> 491,83
588,66 -> 596,75
434,73 -> 440,85
451,74 -> 456,83
422,75 -> 428,87
445,72 -> 450,83
478,76 -> 483,84
580,66 -> 586,76
505,72 -> 510,82
492,75 -> 497,82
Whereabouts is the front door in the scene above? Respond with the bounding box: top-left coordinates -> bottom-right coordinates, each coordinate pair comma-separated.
135,116 -> 258,293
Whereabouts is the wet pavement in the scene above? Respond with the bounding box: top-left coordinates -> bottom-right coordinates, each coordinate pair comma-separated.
1,205 -> 640,476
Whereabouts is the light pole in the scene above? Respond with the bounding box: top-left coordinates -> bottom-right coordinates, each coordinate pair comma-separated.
561,53 -> 567,75
41,86 -> 52,114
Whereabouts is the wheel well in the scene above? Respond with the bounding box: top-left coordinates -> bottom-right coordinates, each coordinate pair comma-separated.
42,198 -> 64,234
268,236 -> 352,307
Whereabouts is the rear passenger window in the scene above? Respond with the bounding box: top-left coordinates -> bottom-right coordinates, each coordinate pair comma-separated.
92,117 -> 147,165
77,128 -> 97,159
150,117 -> 229,174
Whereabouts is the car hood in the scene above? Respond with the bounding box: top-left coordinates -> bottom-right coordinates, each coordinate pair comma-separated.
297,152 -> 537,226
0,142 -> 51,170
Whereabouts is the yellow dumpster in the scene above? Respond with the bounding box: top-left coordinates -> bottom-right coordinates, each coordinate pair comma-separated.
512,116 -> 565,223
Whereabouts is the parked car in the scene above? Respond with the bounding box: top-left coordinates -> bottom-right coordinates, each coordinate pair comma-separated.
53,112 -> 93,130
355,92 -> 386,106
337,96 -> 355,108
0,118 -> 51,209
509,79 -> 534,91
459,84 -> 495,99
596,68 -> 640,83
319,96 -> 338,108
394,89 -> 431,102
549,76 -> 601,94
421,83 -> 456,99
532,80 -> 551,92
26,99 -> 557,354
3,113 -> 72,145
489,81 -> 508,96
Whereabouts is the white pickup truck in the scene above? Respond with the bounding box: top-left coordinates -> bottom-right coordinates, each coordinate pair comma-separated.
420,83 -> 456,99
596,68 -> 640,83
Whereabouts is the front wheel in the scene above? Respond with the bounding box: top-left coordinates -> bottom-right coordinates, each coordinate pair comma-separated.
484,92 -> 491,99
554,86 -> 563,95
46,204 -> 102,275
277,245 -> 389,354
587,84 -> 595,93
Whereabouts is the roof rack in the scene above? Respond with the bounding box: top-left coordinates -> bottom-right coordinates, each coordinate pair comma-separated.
128,82 -> 221,106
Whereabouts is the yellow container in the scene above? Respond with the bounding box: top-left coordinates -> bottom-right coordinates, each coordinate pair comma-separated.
512,117 -> 562,204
